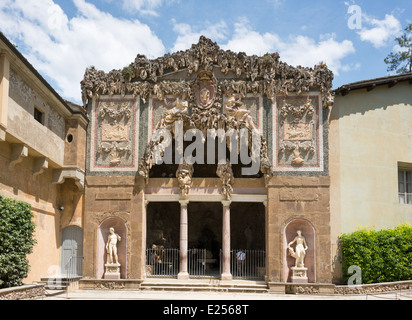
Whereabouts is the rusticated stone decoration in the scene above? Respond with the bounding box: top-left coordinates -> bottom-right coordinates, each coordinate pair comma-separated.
81,37 -> 334,109
276,95 -> 324,171
90,98 -> 139,172
81,36 -> 333,179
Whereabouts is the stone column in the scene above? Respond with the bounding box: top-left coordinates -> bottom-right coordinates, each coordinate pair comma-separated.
221,200 -> 232,280
178,200 -> 190,280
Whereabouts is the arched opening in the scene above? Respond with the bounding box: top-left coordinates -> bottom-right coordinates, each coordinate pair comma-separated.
283,219 -> 316,283
97,217 -> 127,279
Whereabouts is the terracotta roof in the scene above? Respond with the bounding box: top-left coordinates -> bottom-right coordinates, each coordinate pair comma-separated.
335,73 -> 412,96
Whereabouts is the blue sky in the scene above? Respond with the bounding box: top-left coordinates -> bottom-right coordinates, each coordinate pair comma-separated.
0,0 -> 410,104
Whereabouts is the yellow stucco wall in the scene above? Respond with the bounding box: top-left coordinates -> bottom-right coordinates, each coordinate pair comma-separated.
330,82 -> 412,243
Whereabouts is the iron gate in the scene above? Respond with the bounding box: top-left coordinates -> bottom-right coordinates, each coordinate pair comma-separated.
146,248 -> 179,278
221,249 -> 266,280
146,248 -> 266,280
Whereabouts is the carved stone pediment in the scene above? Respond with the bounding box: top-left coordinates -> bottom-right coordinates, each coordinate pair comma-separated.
81,36 -> 334,109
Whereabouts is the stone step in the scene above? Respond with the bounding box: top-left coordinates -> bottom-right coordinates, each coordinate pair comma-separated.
140,280 -> 269,293
44,289 -> 67,297
36,277 -> 82,290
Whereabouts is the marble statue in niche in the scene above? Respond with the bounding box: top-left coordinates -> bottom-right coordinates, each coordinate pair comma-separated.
288,230 -> 309,283
104,227 -> 122,280
106,227 -> 121,265
288,230 -> 308,268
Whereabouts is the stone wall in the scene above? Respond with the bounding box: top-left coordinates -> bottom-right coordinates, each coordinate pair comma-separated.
266,176 -> 331,283
0,284 -> 45,300
83,176 -> 146,280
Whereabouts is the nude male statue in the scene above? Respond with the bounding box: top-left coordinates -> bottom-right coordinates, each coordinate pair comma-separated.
106,227 -> 121,265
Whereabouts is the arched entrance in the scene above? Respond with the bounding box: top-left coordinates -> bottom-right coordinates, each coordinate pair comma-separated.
61,226 -> 83,276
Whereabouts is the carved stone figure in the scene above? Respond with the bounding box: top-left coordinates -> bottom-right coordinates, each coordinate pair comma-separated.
216,161 -> 235,201
176,162 -> 194,197
106,227 -> 121,265
288,230 -> 308,268
155,98 -> 189,130
225,95 -> 257,131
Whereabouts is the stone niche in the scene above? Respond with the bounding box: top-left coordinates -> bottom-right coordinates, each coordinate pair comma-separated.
97,217 -> 128,279
283,219 -> 316,283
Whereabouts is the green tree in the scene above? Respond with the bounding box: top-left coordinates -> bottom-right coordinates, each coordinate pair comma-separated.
384,23 -> 412,74
0,195 -> 36,288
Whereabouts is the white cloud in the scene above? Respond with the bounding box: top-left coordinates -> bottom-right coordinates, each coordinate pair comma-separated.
279,35 -> 355,75
171,17 -> 355,76
171,19 -> 229,52
122,0 -> 164,16
357,14 -> 402,48
0,0 -> 165,103
121,0 -> 177,16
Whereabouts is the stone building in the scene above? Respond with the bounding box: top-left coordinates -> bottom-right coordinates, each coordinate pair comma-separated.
0,32 -> 87,282
331,73 -> 412,281
1,32 -> 411,291
80,36 -> 333,289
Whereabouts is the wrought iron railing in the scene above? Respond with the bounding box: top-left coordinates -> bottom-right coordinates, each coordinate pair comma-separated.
65,256 -> 84,281
146,248 -> 179,278
145,247 -> 266,280
221,249 -> 266,280
188,248 -> 207,278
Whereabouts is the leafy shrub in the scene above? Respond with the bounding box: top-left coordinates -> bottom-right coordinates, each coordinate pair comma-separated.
340,224 -> 412,284
0,195 -> 36,289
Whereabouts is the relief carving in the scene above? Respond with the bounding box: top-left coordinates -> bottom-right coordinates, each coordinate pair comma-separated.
95,100 -> 135,168
101,124 -> 129,142
278,96 -> 318,167
194,71 -> 217,109
224,95 -> 258,132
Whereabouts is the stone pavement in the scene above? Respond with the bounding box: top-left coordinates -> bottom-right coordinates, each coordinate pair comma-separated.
35,288 -> 412,300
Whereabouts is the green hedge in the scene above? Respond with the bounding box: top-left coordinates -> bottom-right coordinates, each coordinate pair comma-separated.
340,223 -> 412,284
0,195 -> 36,289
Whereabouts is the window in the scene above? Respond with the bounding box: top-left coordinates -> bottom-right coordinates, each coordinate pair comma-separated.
398,170 -> 412,204
34,107 -> 44,124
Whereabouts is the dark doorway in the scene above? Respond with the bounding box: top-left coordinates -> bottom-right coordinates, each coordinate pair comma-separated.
188,202 -> 222,277
230,202 -> 265,250
146,202 -> 180,249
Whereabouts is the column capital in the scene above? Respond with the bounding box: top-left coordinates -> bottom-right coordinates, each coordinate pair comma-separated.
179,199 -> 189,206
221,200 -> 231,207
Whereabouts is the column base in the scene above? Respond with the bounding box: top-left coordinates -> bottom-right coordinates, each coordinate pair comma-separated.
221,273 -> 233,281
177,272 -> 190,280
